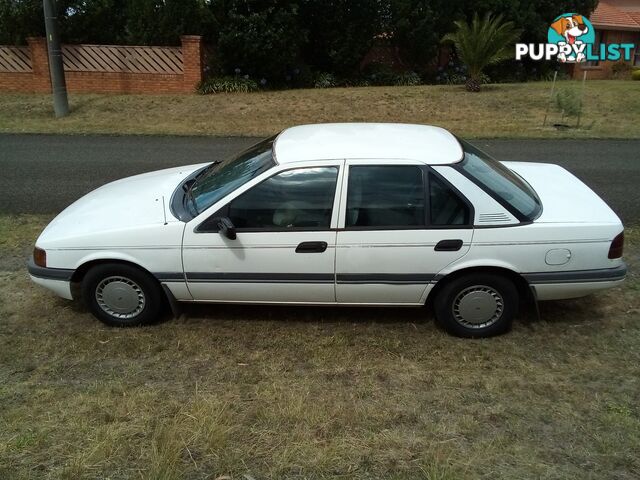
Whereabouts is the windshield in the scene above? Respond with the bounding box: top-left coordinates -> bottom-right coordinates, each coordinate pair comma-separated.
190,136 -> 276,214
456,139 -> 541,221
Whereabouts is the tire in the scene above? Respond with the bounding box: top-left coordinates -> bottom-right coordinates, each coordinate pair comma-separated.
433,273 -> 518,338
81,263 -> 164,327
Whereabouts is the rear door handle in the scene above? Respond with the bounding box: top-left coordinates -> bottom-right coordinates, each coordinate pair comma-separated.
434,239 -> 463,251
295,241 -> 328,253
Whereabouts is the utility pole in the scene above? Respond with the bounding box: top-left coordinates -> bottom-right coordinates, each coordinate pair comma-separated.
43,0 -> 69,117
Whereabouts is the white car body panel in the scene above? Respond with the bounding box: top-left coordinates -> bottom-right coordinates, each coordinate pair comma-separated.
29,275 -> 73,300
502,162 -> 620,223
34,163 -> 208,301
182,160 -> 344,303
334,159 -> 473,304
28,123 -> 625,312
274,123 -> 463,165
530,280 -> 625,300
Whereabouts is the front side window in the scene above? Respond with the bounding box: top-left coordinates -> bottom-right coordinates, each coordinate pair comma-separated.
227,167 -> 338,229
457,139 -> 541,221
346,166 -> 425,228
190,136 -> 276,214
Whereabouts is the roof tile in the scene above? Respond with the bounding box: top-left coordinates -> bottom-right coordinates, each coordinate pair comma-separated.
590,1 -> 640,30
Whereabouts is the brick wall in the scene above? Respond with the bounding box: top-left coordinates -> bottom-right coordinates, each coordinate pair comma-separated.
0,36 -> 203,94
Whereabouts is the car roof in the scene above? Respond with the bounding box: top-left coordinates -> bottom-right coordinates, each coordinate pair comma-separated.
273,123 -> 463,165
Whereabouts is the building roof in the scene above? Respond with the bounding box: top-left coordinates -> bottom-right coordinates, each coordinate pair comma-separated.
590,0 -> 640,30
273,123 -> 463,165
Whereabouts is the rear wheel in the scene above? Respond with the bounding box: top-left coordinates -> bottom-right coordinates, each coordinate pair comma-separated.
433,273 -> 518,337
82,263 -> 163,327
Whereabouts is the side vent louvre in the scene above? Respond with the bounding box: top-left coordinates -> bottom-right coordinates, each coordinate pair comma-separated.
478,212 -> 512,224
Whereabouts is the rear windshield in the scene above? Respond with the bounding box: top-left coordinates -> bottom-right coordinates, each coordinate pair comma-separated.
456,139 -> 541,221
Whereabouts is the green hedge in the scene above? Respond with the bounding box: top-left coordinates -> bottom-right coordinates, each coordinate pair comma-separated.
197,76 -> 258,94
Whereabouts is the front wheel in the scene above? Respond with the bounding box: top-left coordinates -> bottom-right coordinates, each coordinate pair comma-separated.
433,273 -> 518,338
82,263 -> 164,327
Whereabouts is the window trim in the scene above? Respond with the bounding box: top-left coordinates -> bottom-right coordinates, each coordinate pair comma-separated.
190,135 -> 277,215
195,165 -> 341,233
340,164 -> 474,231
426,167 -> 474,229
453,139 -> 541,223
343,164 -> 428,231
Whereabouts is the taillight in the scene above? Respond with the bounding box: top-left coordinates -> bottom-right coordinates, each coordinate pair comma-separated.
34,247 -> 47,267
608,232 -> 624,259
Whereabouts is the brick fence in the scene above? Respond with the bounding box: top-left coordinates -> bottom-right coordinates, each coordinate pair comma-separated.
0,36 -> 203,94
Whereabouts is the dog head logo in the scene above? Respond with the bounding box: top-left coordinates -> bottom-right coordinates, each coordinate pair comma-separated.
548,13 -> 595,62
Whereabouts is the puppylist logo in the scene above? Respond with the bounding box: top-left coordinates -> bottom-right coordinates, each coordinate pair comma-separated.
516,13 -> 636,63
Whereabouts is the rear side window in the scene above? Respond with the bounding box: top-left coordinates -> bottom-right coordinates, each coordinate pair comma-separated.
346,166 -> 425,228
429,174 -> 470,226
228,167 -> 338,230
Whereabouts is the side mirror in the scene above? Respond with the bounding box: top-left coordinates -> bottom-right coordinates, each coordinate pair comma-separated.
217,217 -> 237,240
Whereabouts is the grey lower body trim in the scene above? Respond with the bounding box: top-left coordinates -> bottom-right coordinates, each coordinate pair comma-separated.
522,264 -> 627,284
27,257 -> 74,281
187,272 -> 335,284
155,272 -> 437,285
155,272 -> 186,282
336,273 -> 436,284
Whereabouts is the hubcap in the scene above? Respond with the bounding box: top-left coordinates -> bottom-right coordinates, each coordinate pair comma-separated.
95,276 -> 145,319
452,285 -> 504,329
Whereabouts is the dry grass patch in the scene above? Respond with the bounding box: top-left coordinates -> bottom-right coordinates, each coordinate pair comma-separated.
1,80 -> 639,138
1,216 -> 639,479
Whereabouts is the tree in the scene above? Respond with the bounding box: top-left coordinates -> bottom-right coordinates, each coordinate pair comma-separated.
0,0 -> 46,44
387,0 -> 456,73
123,0 -> 213,46
442,12 -> 521,91
217,0 -> 306,83
63,0 -> 128,44
299,0 -> 381,76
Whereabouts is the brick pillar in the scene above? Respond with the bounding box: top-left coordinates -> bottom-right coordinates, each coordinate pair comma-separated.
181,35 -> 203,93
27,37 -> 52,93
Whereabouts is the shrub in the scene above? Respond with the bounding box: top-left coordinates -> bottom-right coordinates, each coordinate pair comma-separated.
338,77 -> 371,88
314,72 -> 337,89
542,70 -> 571,82
611,61 -> 632,79
632,69 -> 640,81
197,76 -> 258,94
393,71 -> 421,86
555,87 -> 582,118
361,63 -> 422,87
442,13 -> 521,91
361,62 -> 396,86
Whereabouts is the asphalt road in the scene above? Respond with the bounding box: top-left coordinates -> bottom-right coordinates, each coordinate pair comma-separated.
1,134 -> 638,223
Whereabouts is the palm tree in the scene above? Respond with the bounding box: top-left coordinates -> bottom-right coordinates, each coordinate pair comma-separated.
442,13 -> 522,92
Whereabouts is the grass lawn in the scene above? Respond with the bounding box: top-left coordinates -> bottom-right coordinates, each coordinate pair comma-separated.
0,215 -> 639,479
1,80 -> 639,138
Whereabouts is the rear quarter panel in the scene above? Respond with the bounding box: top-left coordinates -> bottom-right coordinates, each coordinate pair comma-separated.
439,222 -> 624,276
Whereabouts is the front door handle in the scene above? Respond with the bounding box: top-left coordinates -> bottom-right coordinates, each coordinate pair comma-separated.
434,239 -> 463,251
295,241 -> 328,253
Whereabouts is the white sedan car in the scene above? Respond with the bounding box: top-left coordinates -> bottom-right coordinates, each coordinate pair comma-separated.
28,123 -> 626,337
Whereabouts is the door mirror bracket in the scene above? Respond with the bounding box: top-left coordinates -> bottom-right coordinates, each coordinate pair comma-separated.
217,217 -> 237,240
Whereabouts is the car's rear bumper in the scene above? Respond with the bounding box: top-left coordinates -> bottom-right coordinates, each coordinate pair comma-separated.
525,263 -> 627,300
27,257 -> 75,300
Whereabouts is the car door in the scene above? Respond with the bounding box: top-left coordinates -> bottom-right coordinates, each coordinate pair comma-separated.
182,161 -> 343,303
335,160 -> 474,305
